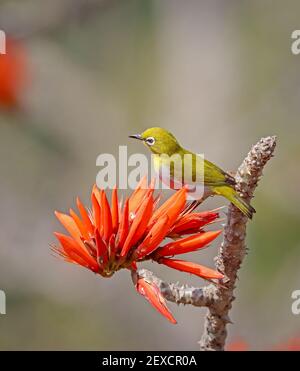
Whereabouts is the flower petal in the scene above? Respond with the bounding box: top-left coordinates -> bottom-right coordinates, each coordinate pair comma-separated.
52,244 -> 87,266
120,191 -> 154,257
92,184 -> 101,204
158,258 -> 224,280
69,208 -> 89,240
118,198 -> 129,250
91,193 -> 101,231
111,186 -> 119,233
170,211 -> 219,236
135,214 -> 170,259
54,211 -> 84,247
130,191 -> 154,246
129,176 -> 148,213
101,190 -> 113,242
136,277 -> 177,324
108,233 -> 116,262
165,188 -> 187,226
95,228 -> 107,264
76,197 -> 94,235
54,232 -> 99,272
156,230 -> 222,257
148,188 -> 186,230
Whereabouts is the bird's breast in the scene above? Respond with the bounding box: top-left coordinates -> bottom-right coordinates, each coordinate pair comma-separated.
152,154 -> 161,173
152,154 -> 207,198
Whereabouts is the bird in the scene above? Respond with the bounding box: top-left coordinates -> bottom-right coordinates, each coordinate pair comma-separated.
129,127 -> 255,219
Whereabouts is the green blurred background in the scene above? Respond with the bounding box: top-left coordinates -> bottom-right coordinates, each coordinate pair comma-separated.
0,0 -> 300,350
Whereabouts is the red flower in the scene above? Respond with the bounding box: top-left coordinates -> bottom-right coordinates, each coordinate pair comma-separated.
227,335 -> 300,351
273,337 -> 300,351
0,37 -> 28,108
226,338 -> 249,351
53,178 -> 223,323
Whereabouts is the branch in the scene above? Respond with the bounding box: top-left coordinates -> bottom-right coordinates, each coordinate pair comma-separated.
199,136 -> 277,351
134,136 -> 276,350
135,268 -> 216,307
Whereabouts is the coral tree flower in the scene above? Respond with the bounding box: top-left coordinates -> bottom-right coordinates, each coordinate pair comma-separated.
53,177 -> 223,324
0,37 -> 28,109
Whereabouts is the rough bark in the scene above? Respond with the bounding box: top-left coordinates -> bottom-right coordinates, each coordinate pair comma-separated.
199,136 -> 276,350
136,268 -> 218,307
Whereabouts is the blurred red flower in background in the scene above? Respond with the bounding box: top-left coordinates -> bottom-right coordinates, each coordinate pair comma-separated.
273,337 -> 300,351
53,178 -> 223,323
227,336 -> 300,351
0,37 -> 28,108
226,338 -> 249,351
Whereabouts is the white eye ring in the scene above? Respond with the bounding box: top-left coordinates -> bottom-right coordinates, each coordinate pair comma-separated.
146,137 -> 155,146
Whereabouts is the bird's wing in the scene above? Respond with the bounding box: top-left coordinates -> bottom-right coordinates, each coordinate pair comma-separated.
154,151 -> 235,188
181,151 -> 235,187
203,159 -> 235,186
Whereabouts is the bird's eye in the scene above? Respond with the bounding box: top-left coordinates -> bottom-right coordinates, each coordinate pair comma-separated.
145,137 -> 155,146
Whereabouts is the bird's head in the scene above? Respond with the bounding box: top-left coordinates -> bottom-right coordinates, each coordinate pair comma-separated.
129,127 -> 181,155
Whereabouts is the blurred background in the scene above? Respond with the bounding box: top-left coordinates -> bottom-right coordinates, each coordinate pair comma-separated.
0,0 -> 300,350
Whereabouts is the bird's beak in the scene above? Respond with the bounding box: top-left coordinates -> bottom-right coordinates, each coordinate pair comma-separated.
129,134 -> 143,141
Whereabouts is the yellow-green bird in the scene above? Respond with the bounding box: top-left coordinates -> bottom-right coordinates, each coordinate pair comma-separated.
129,127 -> 255,219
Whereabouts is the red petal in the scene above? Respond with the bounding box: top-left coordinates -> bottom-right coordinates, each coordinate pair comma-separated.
135,215 -> 170,259
148,188 -> 186,230
136,277 -> 177,324
95,228 -> 107,264
165,188 -> 187,226
54,232 -> 99,272
91,193 -> 101,231
108,233 -> 116,261
101,190 -> 113,242
55,211 -> 84,247
76,197 -> 94,235
158,258 -> 224,280
129,176 -> 148,213
52,244 -> 87,266
69,208 -> 89,240
156,230 -> 222,257
120,191 -> 154,257
111,186 -> 119,233
131,191 -> 154,246
92,184 -> 101,204
171,211 -> 219,235
118,198 -> 129,250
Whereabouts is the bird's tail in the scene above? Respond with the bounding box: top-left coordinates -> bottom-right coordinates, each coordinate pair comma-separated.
213,185 -> 256,219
